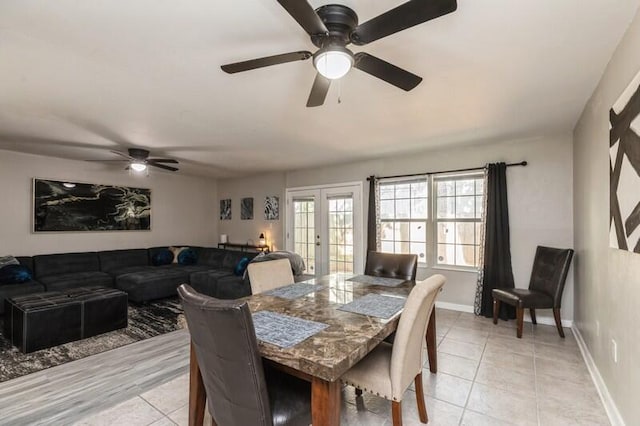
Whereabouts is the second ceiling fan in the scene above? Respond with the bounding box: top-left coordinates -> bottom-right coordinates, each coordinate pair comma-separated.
221,0 -> 457,107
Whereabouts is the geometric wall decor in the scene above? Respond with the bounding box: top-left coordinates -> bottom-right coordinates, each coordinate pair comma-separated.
610,69 -> 640,253
220,199 -> 232,220
33,179 -> 151,232
264,196 -> 279,220
241,197 -> 254,220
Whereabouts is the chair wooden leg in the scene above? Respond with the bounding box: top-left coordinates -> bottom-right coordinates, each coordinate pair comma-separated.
516,307 -> 524,338
414,373 -> 428,424
355,388 -> 362,397
492,299 -> 500,324
529,308 -> 537,325
392,401 -> 403,426
553,308 -> 565,338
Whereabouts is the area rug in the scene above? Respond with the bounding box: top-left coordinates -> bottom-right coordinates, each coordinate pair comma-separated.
0,297 -> 185,383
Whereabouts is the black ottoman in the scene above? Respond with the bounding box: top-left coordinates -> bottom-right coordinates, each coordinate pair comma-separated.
4,286 -> 128,353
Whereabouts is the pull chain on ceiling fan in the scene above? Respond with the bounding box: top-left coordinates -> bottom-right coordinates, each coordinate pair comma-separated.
221,0 -> 458,107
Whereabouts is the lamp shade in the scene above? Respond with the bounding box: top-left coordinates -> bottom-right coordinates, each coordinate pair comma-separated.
313,47 -> 354,80
259,233 -> 266,246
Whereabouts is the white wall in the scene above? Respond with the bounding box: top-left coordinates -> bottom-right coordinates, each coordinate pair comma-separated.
219,135 -> 574,321
573,7 -> 640,424
217,172 -> 286,251
0,149 -> 218,255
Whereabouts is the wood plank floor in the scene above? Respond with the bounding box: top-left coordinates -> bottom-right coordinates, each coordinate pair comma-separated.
0,330 -> 190,425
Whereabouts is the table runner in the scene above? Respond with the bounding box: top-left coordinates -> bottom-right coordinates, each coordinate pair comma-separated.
252,311 -> 329,348
264,283 -> 324,300
338,293 -> 406,319
347,275 -> 406,287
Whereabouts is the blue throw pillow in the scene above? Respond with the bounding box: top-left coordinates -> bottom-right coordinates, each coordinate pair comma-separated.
0,264 -> 33,285
234,257 -> 250,276
152,249 -> 174,266
178,249 -> 197,266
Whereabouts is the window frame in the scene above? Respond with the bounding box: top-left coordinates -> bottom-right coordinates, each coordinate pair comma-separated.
431,172 -> 484,270
376,172 -> 484,272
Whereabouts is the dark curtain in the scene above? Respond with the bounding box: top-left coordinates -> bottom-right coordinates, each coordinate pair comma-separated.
480,163 -> 516,319
367,176 -> 377,253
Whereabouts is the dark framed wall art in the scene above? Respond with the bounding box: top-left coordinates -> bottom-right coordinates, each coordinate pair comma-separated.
264,196 -> 279,220
33,179 -> 151,232
241,197 -> 254,220
610,69 -> 640,253
220,199 -> 232,220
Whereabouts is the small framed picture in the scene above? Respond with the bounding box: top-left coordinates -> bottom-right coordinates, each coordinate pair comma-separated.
264,196 -> 279,220
241,197 -> 254,220
220,199 -> 232,220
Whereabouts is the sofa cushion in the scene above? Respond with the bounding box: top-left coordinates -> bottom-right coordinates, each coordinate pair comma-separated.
197,248 -> 227,268
178,249 -> 198,265
116,269 -> 190,303
34,252 -> 100,278
99,249 -> 149,273
15,257 -> 34,271
151,249 -> 174,266
222,250 -> 259,271
234,257 -> 250,276
39,271 -> 113,292
169,246 -> 189,264
0,280 -> 45,315
0,265 -> 33,285
159,264 -> 212,274
216,275 -> 252,299
188,270 -> 235,297
108,266 -> 154,276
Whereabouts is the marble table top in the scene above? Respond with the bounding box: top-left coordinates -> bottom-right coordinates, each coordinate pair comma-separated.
244,273 -> 414,382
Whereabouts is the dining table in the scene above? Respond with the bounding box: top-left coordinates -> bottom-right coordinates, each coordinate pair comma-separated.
187,273 -> 438,426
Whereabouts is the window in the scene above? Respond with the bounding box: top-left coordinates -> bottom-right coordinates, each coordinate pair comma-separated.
377,173 -> 484,269
379,180 -> 428,263
435,175 -> 484,268
328,197 -> 354,274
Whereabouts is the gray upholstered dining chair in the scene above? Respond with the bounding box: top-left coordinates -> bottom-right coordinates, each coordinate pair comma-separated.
492,246 -> 574,338
341,274 -> 446,426
247,258 -> 294,294
365,251 -> 418,280
178,284 -> 311,426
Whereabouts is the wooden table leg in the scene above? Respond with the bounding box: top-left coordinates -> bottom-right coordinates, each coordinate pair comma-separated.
189,342 -> 207,426
311,377 -> 341,426
426,308 -> 437,373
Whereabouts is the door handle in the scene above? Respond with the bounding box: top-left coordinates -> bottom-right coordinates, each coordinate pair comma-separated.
316,242 -> 321,246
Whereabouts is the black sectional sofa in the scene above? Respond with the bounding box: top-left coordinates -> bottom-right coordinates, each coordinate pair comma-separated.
1,246 -> 274,314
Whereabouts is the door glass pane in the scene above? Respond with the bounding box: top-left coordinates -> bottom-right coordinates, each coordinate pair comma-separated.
328,196 -> 354,275
293,199 -> 315,274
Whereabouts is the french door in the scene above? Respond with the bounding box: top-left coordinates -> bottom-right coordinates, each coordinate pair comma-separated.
286,183 -> 363,276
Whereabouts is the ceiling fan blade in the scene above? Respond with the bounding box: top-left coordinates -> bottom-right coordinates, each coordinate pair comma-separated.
149,162 -> 179,172
354,52 -> 422,91
306,73 -> 331,107
85,159 -> 129,162
148,158 -> 179,164
221,51 -> 312,74
110,150 -> 134,160
277,0 -> 328,35
350,0 -> 457,45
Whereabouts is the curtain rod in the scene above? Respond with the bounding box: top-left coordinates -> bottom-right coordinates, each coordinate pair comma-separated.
366,161 -> 527,181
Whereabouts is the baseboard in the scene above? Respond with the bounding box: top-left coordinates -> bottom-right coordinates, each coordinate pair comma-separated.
436,302 -> 573,327
573,326 -> 625,426
435,301 -> 474,313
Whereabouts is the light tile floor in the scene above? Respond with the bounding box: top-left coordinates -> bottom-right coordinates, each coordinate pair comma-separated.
74,309 -> 610,426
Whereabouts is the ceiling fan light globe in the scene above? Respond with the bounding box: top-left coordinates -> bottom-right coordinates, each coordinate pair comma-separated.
131,162 -> 147,172
314,48 -> 353,80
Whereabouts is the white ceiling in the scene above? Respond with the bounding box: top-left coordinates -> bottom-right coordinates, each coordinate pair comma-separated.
1,0 -> 638,178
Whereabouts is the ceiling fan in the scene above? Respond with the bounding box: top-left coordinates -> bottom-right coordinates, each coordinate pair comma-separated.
221,0 -> 457,107
87,148 -> 179,172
